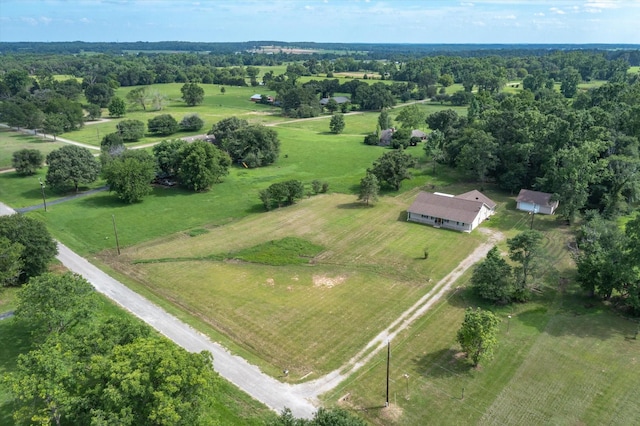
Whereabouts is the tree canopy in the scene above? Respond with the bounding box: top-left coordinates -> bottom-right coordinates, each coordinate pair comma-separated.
181,82 -> 205,106
369,150 -> 417,190
177,140 -> 231,191
103,149 -> 157,203
0,214 -> 58,283
12,148 -> 43,175
456,307 -> 500,367
45,145 -> 101,192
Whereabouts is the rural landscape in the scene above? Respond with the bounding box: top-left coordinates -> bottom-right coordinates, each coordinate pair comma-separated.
1,7 -> 640,425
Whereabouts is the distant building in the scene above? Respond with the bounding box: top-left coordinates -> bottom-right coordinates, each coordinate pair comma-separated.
320,96 -> 350,106
250,94 -> 274,103
407,190 -> 497,233
516,189 -> 558,215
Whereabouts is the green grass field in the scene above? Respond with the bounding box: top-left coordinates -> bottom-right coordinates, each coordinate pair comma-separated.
0,128 -> 67,170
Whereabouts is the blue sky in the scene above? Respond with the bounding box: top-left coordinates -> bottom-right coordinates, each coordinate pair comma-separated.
1,0 -> 639,44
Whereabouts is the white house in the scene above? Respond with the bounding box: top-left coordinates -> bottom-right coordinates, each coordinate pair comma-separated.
406,190 -> 497,233
516,189 -> 558,215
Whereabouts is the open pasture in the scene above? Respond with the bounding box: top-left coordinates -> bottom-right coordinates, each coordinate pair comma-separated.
104,191 -> 487,377
0,128 -> 67,170
60,84 -> 283,147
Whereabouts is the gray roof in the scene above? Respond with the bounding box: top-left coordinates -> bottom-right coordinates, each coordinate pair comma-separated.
379,128 -> 394,145
407,191 -> 496,223
456,190 -> 497,209
320,96 -> 351,105
516,189 -> 558,208
411,130 -> 427,139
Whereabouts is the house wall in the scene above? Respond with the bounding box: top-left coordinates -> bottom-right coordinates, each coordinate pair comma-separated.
407,212 -> 474,232
517,201 -> 554,215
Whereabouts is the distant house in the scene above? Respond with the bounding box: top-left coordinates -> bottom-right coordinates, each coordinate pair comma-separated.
250,94 -> 274,103
516,189 -> 558,215
320,96 -> 350,106
407,190 -> 497,233
379,128 -> 427,146
411,130 -> 427,140
379,128 -> 395,146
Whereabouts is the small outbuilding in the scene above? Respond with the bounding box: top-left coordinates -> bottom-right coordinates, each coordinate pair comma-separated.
320,96 -> 351,106
516,189 -> 558,215
407,190 -> 496,233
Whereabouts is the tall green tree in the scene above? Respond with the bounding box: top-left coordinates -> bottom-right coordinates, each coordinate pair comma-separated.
15,272 -> 97,338
12,148 -> 44,175
395,104 -> 425,130
456,307 -> 500,367
46,145 -> 100,192
226,124 -> 280,168
42,113 -> 66,141
108,96 -> 127,117
456,128 -> 498,184
329,114 -> 345,134
507,230 -> 543,300
181,82 -> 205,106
177,141 -> 231,191
560,66 -> 581,98
378,108 -> 391,130
116,119 -> 145,141
8,337 -> 76,426
358,172 -> 379,206
126,86 -> 148,111
369,150 -> 417,190
0,237 -> 23,287
103,150 -> 157,203
153,138 -> 187,177
0,214 -> 58,283
179,113 -> 204,131
148,114 -> 179,136
471,246 -> 514,303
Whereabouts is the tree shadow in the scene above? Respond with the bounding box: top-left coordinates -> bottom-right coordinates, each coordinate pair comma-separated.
413,348 -> 474,379
336,202 -> 369,209
0,319 -> 34,424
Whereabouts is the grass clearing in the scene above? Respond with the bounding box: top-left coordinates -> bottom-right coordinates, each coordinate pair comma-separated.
0,128 -> 67,170
100,192 -> 487,377
319,207 -> 640,425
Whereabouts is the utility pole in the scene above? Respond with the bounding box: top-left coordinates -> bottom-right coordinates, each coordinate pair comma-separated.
38,178 -> 47,212
112,215 -> 121,255
385,340 -> 390,407
530,204 -> 537,229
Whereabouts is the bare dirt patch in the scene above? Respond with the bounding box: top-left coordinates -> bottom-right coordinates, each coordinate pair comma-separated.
313,274 -> 347,288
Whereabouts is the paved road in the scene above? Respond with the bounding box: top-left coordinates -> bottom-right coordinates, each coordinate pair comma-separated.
0,311 -> 14,321
16,186 -> 109,213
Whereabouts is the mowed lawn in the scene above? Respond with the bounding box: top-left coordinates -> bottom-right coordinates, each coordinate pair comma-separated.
320,208 -> 640,425
59,84 -> 284,147
102,192 -> 487,378
0,128 -> 67,170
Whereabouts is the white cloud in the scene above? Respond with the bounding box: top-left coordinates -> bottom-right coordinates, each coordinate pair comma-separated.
39,16 -> 52,24
534,12 -> 545,16
461,2 -> 474,6
550,7 -> 565,14
79,17 -> 91,23
21,17 -> 38,26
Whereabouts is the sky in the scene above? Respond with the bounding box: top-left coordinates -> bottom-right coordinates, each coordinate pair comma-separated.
1,0 -> 639,44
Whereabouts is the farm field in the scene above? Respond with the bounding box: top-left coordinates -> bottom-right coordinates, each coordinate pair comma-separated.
102,191 -> 487,378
